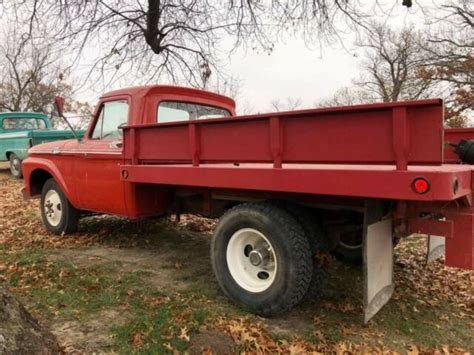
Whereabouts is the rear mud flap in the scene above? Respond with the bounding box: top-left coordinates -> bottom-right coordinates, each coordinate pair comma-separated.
363,200 -> 394,324
426,235 -> 445,264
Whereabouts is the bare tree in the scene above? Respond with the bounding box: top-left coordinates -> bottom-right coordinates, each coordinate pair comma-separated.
0,27 -> 72,113
422,0 -> 473,126
64,100 -> 94,129
0,1 -> 376,88
237,100 -> 257,116
316,86 -> 376,107
270,97 -> 303,112
209,75 -> 242,101
0,23 -> 94,131
354,23 -> 434,103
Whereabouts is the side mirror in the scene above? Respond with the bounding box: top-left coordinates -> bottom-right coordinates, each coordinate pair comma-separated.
54,96 -> 65,117
53,96 -> 80,141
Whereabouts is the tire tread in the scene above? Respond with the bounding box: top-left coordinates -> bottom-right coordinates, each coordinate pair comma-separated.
212,202 -> 312,316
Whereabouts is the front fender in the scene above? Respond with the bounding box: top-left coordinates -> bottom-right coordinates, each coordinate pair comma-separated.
22,157 -> 74,203
6,149 -> 28,161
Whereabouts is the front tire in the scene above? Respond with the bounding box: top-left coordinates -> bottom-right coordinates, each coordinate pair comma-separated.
40,179 -> 78,235
211,202 -> 312,317
9,153 -> 23,179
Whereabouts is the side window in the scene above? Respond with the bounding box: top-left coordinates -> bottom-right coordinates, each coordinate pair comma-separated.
91,100 -> 128,140
157,102 -> 190,123
37,119 -> 47,129
157,101 -> 230,123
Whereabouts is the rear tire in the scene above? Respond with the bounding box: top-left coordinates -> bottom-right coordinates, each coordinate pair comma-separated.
9,153 -> 23,179
211,202 -> 312,317
40,179 -> 79,235
273,202 -> 328,299
334,227 -> 400,265
334,225 -> 364,264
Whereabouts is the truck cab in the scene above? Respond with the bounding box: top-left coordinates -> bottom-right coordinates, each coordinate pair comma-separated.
24,85 -> 235,216
0,112 -> 85,178
0,113 -> 51,177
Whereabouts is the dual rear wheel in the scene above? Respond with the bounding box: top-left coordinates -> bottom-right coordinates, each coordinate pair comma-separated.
211,202 -> 325,317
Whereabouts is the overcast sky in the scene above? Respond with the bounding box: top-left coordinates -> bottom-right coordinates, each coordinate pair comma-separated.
226,0 -> 438,113
69,0 -> 440,113
228,37 -> 360,112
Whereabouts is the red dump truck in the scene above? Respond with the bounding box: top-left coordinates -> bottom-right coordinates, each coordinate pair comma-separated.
22,85 -> 474,323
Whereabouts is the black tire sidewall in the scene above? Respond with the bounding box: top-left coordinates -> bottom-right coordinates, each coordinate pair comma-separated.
212,206 -> 310,316
334,242 -> 363,264
9,153 -> 22,179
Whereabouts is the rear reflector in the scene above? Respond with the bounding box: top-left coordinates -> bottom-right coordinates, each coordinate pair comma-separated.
412,177 -> 430,194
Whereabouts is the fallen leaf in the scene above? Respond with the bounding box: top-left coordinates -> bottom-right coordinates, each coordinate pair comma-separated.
179,327 -> 190,342
407,345 -> 419,355
131,331 -> 143,349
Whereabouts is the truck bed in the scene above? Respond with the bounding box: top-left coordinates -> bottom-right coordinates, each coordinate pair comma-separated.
121,99 -> 469,203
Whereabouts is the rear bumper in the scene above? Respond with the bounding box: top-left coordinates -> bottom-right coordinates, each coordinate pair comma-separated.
408,205 -> 474,270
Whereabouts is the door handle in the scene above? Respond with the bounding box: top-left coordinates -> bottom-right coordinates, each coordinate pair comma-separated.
110,141 -> 123,149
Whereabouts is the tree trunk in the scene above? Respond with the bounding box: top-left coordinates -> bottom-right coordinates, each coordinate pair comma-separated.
0,288 -> 60,354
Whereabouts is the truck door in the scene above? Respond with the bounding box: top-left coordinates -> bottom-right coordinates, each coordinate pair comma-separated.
74,99 -> 129,215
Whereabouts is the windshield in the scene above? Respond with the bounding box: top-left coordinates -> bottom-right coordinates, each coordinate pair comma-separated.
91,100 -> 129,140
157,101 -> 230,123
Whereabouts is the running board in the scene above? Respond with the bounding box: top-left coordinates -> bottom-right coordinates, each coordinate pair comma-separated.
363,200 -> 394,324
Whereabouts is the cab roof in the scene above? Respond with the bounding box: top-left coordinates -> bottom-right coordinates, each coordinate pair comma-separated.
101,85 -> 236,110
0,112 -> 48,118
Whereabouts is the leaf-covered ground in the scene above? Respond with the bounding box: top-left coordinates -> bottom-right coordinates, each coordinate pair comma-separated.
0,164 -> 472,354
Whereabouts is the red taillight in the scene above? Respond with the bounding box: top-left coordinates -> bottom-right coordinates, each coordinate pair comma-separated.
412,177 -> 430,194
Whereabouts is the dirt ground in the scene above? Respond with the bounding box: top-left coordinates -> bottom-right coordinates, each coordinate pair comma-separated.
0,163 -> 473,353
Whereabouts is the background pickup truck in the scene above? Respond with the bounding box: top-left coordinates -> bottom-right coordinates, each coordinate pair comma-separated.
0,112 -> 84,178
22,85 -> 474,323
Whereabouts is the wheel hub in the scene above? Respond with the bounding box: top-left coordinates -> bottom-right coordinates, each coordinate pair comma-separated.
43,190 -> 62,227
45,201 -> 54,216
248,250 -> 262,266
248,247 -> 271,267
226,228 -> 277,293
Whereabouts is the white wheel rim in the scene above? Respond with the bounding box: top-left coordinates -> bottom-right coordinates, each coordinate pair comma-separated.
226,228 -> 277,293
11,158 -> 20,172
44,190 -> 63,227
